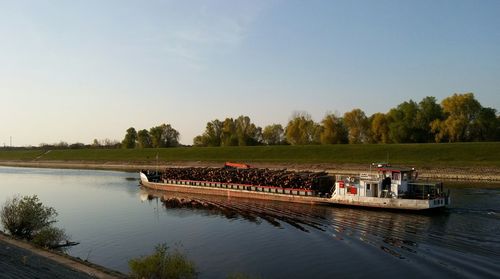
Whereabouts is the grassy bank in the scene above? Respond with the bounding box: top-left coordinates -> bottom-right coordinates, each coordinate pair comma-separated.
0,142 -> 499,168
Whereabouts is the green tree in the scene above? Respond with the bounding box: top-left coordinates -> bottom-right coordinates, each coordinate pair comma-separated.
262,124 -> 285,145
150,124 -> 180,147
369,113 -> 390,143
343,109 -> 369,144
91,139 -> 101,148
431,93 -> 482,142
56,141 -> 69,148
221,118 -> 238,146
497,115 -> 500,140
137,129 -> 153,148
192,135 -> 206,147
285,112 -> 320,145
415,96 -> 443,142
319,114 -> 348,144
235,115 -> 261,146
150,126 -> 163,148
193,119 -> 223,147
122,127 -> 137,149
387,100 -> 419,143
470,107 -> 499,141
163,124 -> 180,147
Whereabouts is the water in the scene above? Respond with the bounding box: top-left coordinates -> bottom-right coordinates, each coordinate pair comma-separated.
0,166 -> 499,278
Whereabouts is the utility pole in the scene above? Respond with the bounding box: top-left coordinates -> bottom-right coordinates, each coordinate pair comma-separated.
10,136 -> 12,147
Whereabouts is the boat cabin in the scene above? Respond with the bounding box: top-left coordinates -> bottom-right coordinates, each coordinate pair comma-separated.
334,163 -> 445,200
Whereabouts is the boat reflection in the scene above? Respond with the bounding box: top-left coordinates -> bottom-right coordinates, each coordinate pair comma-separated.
139,188 -> 456,262
139,188 -> 327,232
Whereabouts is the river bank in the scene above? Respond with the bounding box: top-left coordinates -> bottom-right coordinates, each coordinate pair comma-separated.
1,160 -> 499,182
0,232 -> 125,279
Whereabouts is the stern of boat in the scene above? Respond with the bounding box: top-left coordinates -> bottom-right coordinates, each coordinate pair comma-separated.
428,197 -> 448,209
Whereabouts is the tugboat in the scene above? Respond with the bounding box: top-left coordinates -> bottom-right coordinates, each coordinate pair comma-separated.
139,163 -> 450,211
330,163 -> 450,210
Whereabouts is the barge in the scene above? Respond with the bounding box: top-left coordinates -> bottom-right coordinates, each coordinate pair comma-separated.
139,163 -> 450,211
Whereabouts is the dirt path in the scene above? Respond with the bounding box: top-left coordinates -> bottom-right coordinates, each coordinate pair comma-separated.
0,233 -> 125,279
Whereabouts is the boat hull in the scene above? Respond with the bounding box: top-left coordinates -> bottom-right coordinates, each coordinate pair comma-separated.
140,180 -> 330,205
140,172 -> 448,211
329,195 -> 448,210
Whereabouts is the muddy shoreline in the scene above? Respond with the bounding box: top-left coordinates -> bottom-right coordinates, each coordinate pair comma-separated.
1,160 -> 499,182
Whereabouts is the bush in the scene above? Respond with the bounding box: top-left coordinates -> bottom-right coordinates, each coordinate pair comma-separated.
32,226 -> 68,248
1,195 -> 68,248
129,243 -> 197,279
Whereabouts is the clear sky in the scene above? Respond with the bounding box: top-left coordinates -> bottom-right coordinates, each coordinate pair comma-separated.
1,0 -> 499,146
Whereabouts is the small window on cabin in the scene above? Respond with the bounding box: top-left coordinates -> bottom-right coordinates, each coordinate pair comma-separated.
392,173 -> 400,181
367,184 -> 371,190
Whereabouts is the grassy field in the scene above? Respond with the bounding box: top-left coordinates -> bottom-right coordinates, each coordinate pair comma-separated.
0,142 -> 499,168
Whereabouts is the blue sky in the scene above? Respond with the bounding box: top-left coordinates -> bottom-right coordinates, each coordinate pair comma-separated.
1,0 -> 499,146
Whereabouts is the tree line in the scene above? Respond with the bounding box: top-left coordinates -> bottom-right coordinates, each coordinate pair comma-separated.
37,138 -> 121,149
121,124 -> 180,149
192,93 -> 499,146
120,93 -> 499,148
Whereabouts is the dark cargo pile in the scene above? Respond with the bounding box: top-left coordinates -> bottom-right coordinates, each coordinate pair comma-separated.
161,167 -> 331,190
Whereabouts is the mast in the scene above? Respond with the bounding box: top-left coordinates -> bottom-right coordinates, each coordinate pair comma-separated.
156,151 -> 159,174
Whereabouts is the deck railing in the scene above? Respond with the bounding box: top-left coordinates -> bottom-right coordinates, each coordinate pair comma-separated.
406,182 -> 445,200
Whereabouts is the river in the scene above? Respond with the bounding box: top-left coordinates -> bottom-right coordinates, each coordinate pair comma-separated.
0,166 -> 499,278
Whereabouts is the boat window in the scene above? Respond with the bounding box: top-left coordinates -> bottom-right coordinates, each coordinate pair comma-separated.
392,172 -> 400,181
367,184 -> 371,190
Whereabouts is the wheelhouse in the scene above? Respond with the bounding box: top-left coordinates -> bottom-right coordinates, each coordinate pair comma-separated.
334,163 -> 447,201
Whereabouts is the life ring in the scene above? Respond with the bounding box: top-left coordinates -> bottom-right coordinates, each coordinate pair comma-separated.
350,177 -> 355,183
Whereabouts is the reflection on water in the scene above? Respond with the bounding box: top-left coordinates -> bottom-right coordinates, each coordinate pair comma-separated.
139,187 -> 500,278
0,166 -> 499,278
125,177 -> 138,181
142,189 -> 327,232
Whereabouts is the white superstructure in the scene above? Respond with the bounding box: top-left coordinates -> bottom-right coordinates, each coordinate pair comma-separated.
331,164 -> 449,209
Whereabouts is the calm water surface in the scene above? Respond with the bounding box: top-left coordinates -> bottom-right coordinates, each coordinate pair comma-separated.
0,166 -> 499,278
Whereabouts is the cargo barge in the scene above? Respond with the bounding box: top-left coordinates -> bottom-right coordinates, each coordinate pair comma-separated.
139,163 -> 450,211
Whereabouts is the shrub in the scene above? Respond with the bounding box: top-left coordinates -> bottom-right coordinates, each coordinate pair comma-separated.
1,195 -> 57,239
129,243 -> 197,279
1,195 -> 68,248
32,226 -> 68,248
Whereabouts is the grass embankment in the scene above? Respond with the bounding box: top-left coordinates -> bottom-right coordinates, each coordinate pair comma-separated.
0,142 -> 499,168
